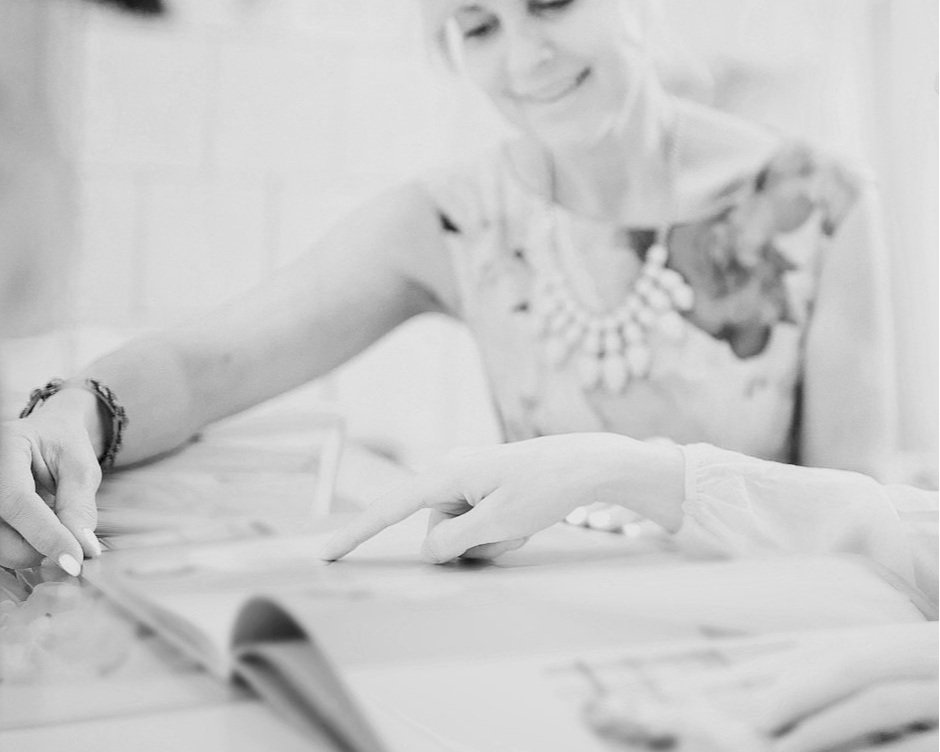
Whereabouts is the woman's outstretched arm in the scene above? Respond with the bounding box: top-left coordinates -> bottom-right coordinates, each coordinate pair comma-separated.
322,435 -> 937,607
0,182 -> 455,570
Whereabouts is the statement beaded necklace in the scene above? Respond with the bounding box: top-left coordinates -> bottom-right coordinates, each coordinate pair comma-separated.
530,125 -> 695,394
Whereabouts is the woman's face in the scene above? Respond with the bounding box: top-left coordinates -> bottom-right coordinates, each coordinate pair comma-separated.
437,0 -> 648,146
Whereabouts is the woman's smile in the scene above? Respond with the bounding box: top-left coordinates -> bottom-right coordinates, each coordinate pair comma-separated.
437,0 -> 651,144
510,68 -> 591,104
511,67 -> 591,105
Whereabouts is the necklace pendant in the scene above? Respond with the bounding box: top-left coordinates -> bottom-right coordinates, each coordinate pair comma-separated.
645,285 -> 671,313
583,323 -> 605,358
669,281 -> 695,312
578,353 -> 602,390
658,311 -> 685,340
646,243 -> 667,269
626,344 -> 652,379
634,275 -> 654,299
623,320 -> 643,344
635,305 -> 656,328
657,268 -> 685,292
602,328 -> 623,359
602,353 -> 629,393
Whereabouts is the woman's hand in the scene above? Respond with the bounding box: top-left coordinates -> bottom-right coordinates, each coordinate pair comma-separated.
321,433 -> 685,563
0,410 -> 103,574
750,628 -> 938,752
692,626 -> 939,752
581,627 -> 937,752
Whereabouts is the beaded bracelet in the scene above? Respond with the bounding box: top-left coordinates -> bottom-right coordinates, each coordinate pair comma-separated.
20,378 -> 129,472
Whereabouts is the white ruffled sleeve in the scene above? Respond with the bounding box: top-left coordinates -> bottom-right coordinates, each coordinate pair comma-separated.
675,444 -> 938,608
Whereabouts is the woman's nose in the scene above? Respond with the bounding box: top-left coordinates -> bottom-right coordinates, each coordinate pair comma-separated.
505,22 -> 558,76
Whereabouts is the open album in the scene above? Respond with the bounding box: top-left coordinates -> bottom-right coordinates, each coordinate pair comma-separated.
83,514 -> 930,752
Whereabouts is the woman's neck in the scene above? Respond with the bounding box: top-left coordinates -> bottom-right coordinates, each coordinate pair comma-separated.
546,84 -> 676,225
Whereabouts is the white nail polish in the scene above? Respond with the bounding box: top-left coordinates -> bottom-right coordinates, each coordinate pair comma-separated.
58,553 -> 81,577
81,528 -> 103,557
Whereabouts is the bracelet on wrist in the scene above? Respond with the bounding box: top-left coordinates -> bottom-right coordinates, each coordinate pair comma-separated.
20,378 -> 129,472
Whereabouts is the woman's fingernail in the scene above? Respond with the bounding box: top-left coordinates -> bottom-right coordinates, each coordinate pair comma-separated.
81,528 -> 103,557
57,553 -> 82,577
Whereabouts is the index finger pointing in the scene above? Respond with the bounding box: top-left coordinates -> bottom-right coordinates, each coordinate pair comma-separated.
319,469 -> 464,561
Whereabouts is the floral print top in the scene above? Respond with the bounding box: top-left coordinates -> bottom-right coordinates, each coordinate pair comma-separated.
423,142 -> 861,463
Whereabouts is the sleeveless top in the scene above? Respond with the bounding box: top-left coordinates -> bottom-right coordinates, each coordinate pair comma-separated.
423,142 -> 860,462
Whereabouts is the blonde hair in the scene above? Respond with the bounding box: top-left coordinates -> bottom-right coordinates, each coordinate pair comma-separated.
417,0 -> 465,72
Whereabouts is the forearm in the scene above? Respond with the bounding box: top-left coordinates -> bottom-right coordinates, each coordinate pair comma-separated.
29,186 -> 449,468
38,286 -> 428,468
597,436 -> 686,532
38,334 -> 208,467
676,444 -> 925,593
61,320 -> 333,466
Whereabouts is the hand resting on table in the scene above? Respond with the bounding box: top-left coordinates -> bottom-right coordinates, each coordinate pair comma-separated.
320,433 -> 684,563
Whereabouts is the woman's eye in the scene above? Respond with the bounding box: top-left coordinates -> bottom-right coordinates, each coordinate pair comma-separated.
462,17 -> 499,40
529,0 -> 575,14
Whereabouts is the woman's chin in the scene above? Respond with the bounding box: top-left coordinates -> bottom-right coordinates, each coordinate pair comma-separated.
525,115 -> 620,151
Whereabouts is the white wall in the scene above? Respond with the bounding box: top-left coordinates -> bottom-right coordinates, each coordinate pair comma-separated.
867,0 -> 939,465
66,0 -> 503,466
21,0 -> 937,471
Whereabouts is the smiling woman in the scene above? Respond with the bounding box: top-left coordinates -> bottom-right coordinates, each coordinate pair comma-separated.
413,0 -> 894,470
430,0 -> 650,147
0,0 -> 901,573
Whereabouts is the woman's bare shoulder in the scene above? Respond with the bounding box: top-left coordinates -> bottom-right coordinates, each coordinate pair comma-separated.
372,180 -> 465,315
417,144 -> 512,234
677,102 -> 862,229
675,102 -> 781,219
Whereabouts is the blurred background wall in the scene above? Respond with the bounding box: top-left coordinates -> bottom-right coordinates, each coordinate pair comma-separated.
2,0 -> 937,477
